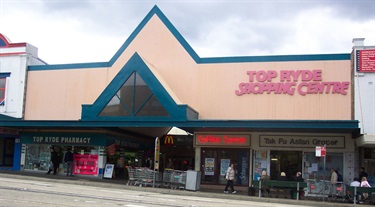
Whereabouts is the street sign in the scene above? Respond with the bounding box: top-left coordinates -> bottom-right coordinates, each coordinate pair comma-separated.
316,146 -> 326,157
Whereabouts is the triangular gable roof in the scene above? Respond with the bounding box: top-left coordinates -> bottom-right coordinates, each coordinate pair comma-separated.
81,52 -> 198,122
28,5 -> 349,72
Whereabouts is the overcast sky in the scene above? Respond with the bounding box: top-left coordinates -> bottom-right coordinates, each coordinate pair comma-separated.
1,0 -> 374,64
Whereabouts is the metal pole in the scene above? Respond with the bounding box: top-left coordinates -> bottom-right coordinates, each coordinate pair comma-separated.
153,137 -> 159,188
297,182 -> 300,200
323,144 -> 326,202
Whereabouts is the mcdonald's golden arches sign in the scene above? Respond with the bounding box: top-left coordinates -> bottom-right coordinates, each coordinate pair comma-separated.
163,135 -> 174,145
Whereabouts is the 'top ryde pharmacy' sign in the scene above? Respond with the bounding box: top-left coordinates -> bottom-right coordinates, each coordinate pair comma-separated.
235,70 -> 349,96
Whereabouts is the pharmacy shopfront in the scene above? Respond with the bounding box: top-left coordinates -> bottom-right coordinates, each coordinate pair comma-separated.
21,132 -> 108,176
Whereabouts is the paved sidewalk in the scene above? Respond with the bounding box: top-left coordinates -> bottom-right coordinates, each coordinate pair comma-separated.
0,170 -> 360,207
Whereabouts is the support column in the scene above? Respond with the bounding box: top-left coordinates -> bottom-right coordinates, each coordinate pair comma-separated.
195,147 -> 201,171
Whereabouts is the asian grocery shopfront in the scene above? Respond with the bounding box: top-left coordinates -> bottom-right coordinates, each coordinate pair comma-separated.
194,131 -> 355,187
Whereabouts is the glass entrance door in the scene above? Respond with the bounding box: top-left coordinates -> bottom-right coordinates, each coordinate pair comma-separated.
200,148 -> 249,186
270,150 -> 302,180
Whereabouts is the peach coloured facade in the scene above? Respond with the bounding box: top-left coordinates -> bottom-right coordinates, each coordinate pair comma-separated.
25,14 -> 351,121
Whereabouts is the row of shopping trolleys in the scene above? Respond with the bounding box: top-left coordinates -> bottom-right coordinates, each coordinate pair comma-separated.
126,167 -> 187,189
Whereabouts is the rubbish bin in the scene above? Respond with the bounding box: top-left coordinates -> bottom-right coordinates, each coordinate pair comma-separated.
248,187 -> 256,196
185,170 -> 201,191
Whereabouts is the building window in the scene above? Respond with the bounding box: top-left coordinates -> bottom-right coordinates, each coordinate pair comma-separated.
0,78 -> 6,105
99,71 -> 169,117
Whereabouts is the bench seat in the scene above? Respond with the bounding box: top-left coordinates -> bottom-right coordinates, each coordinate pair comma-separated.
251,180 -> 307,200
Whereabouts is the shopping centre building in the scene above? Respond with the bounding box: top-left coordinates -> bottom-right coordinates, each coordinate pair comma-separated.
0,6 -> 374,186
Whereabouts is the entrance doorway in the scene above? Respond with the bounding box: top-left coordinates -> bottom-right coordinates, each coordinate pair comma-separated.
0,138 -> 15,167
200,148 -> 249,186
270,150 -> 302,181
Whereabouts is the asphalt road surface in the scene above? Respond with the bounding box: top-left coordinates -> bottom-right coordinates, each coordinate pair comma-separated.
0,176 -> 315,207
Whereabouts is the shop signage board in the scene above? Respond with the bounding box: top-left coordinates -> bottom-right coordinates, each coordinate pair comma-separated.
163,135 -> 174,146
103,164 -> 114,178
356,49 -> 375,72
106,143 -> 116,156
0,127 -> 19,135
195,133 -> 250,146
21,132 -> 107,146
259,135 -> 345,148
235,69 -> 350,96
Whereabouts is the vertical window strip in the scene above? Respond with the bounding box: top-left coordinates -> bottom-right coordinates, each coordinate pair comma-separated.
0,78 -> 6,103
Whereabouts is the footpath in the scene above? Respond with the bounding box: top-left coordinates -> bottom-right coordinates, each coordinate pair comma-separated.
0,170 -> 362,207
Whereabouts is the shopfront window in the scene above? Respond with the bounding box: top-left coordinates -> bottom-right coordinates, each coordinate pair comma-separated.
25,145 -> 51,171
270,150 -> 302,181
303,152 -> 343,181
201,148 -> 249,186
25,145 -> 99,175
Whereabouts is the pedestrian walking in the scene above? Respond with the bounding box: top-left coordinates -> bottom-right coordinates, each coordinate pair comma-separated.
46,147 -> 58,175
224,163 -> 236,194
64,148 -> 74,176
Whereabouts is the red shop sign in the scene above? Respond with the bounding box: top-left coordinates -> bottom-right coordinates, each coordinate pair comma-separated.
195,134 -> 250,146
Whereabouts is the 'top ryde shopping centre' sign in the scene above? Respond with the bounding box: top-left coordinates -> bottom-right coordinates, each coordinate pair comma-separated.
235,70 -> 349,96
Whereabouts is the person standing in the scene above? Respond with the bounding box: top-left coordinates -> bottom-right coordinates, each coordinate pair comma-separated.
64,148 -> 74,177
46,147 -> 58,175
330,168 -> 338,184
330,168 -> 338,194
224,163 -> 236,194
359,167 -> 368,180
166,158 -> 174,169
145,157 -> 152,169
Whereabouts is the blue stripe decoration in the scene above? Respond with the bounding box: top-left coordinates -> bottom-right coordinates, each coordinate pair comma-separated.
0,119 -> 360,131
29,62 -> 109,71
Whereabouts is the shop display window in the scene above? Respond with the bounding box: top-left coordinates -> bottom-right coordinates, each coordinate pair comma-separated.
25,145 -> 51,171
303,152 -> 343,181
25,145 -> 99,173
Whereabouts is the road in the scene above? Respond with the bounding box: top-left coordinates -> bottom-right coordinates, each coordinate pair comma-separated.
0,176 -> 314,207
